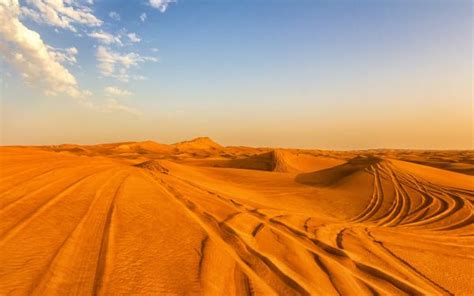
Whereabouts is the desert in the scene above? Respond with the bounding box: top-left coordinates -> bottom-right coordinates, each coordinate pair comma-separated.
1,137 -> 473,295
1,0 -> 472,294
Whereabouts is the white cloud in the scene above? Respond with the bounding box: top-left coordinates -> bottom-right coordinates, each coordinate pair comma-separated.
0,0 -> 90,100
19,0 -> 102,32
88,30 -> 122,45
140,12 -> 146,22
96,46 -> 157,82
103,98 -> 140,115
1,0 -> 149,115
104,86 -> 132,97
149,0 -> 175,12
47,46 -> 78,64
109,11 -> 120,21
127,33 -> 141,43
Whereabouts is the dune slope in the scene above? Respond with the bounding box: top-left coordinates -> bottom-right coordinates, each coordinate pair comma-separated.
0,145 -> 473,295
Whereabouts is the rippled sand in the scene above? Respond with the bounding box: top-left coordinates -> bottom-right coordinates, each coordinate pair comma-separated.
1,138 -> 473,295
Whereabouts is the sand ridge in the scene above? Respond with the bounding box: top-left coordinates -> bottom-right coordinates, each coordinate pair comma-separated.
0,139 -> 473,295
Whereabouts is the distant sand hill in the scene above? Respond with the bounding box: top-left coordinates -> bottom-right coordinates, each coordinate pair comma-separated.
1,138 -> 473,295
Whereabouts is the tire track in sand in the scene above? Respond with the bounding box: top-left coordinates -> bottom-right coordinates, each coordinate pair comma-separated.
146,170 -> 436,296
29,170 -> 129,295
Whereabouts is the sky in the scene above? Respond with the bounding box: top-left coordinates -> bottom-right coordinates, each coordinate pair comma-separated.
0,0 -> 472,149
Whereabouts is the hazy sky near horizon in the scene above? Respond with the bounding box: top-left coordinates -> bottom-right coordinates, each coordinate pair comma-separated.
0,0 -> 472,149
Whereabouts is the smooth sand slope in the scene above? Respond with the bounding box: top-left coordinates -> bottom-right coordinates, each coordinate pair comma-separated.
1,139 -> 473,295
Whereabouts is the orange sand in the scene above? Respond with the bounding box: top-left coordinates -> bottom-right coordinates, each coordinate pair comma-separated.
1,137 -> 473,295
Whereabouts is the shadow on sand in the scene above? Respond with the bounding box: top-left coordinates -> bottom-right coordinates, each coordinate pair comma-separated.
295,155 -> 382,187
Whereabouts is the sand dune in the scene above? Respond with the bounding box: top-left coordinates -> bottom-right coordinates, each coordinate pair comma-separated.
0,140 -> 473,295
222,150 -> 346,173
173,137 -> 223,151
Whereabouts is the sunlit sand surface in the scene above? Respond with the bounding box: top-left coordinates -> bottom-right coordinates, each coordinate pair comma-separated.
1,138 -> 473,295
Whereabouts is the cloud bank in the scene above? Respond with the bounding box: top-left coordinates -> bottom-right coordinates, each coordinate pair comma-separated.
0,0 -> 89,100
1,0 -> 171,113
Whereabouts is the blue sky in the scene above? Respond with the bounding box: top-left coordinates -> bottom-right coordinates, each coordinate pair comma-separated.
1,0 -> 472,148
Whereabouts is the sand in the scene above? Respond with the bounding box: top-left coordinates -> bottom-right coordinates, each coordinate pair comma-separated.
1,138 -> 473,295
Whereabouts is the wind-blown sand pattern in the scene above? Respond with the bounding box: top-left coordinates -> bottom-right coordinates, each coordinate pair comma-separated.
1,138 -> 473,295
